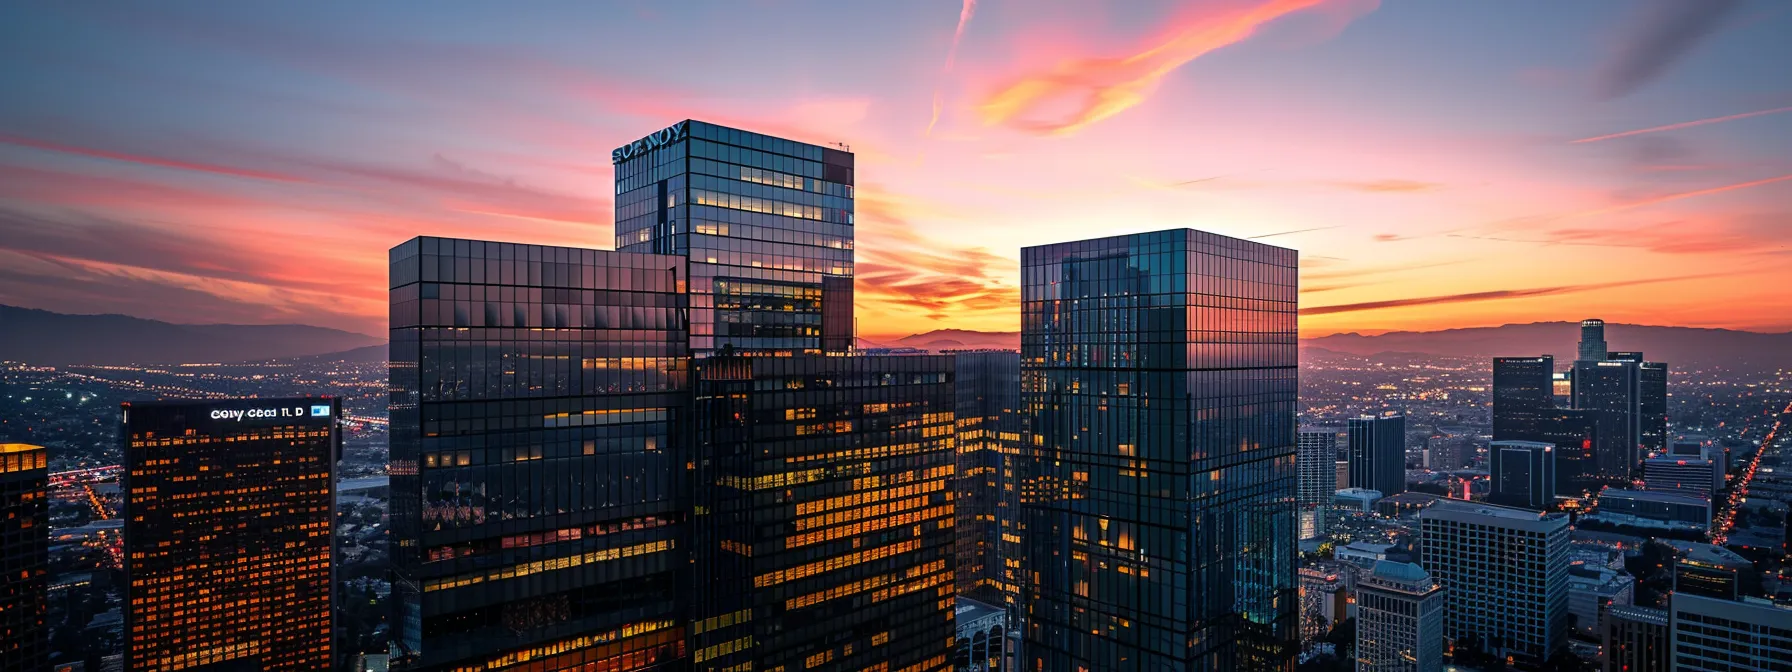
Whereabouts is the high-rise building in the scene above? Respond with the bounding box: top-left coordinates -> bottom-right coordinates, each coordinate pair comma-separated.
1425,426 -> 1475,472
1493,356 -> 1554,443
1573,359 -> 1642,481
615,120 -> 855,356
1595,489 -> 1710,528
1298,428 -> 1340,540
1298,563 -> 1350,646
1643,452 -> 1719,501
1354,561 -> 1444,672
1538,408 -> 1598,496
1602,605 -> 1668,672
388,238 -> 691,670
1349,414 -> 1407,497
1577,319 -> 1608,363
1489,440 -> 1555,510
1417,500 -> 1570,665
1,443 -> 48,672
121,399 -> 340,672
1668,594 -> 1792,670
687,355 -> 957,672
1634,359 -> 1668,455
1018,229 -> 1298,670
1565,563 -> 1633,637
953,350 -> 1023,613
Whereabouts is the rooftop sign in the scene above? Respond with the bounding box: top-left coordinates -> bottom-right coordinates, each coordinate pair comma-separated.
612,121 -> 688,165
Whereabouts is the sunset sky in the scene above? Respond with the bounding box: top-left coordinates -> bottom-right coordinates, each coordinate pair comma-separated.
1,0 -> 1788,340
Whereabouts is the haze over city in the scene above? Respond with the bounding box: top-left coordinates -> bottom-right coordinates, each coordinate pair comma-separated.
2,0 -> 1789,340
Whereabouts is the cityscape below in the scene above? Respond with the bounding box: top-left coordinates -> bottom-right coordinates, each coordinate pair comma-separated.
1,115 -> 1789,672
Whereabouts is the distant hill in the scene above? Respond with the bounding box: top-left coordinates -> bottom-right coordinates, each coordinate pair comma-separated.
884,329 -> 1019,351
1304,322 -> 1792,369
264,343 -> 388,365
0,305 -> 384,366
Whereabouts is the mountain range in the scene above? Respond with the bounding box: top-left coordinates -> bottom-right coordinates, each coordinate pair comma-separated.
1304,321 -> 1792,369
0,305 -> 384,366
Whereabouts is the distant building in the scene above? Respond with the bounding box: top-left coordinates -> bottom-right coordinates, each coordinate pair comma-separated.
1636,361 -> 1668,456
1668,594 -> 1792,670
1334,488 -> 1383,514
1574,359 -> 1642,481
1596,489 -> 1711,528
1643,451 -> 1720,501
1602,605 -> 1668,672
1354,561 -> 1444,672
1673,543 -> 1753,601
1493,356 -> 1554,443
1489,440 -> 1556,510
1577,319 -> 1608,363
1539,408 -> 1600,495
1,443 -> 49,672
1425,427 -> 1476,471
1350,414 -> 1407,497
1299,563 -> 1351,646
1299,429 -> 1342,540
953,350 -> 1023,613
1418,500 -> 1571,665
1336,460 -> 1350,491
1337,541 -> 1395,570
121,399 -> 340,672
1667,435 -> 1726,491
1375,492 -> 1441,519
1565,563 -> 1634,636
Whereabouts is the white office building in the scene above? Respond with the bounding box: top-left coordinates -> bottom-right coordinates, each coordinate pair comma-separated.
1418,500 -> 1570,665
1298,428 -> 1341,540
1355,560 -> 1445,672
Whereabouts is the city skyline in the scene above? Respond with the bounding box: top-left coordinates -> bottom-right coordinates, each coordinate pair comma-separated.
3,1 -> 1791,341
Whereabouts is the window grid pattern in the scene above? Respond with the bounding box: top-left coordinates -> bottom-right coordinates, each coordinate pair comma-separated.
0,443 -> 48,672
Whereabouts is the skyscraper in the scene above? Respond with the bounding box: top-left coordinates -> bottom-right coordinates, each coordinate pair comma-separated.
1,443 -> 48,672
1577,318 -> 1607,362
615,120 -> 855,356
122,399 -> 341,672
686,355 -> 957,672
1573,359 -> 1641,481
1637,360 -> 1668,455
1602,605 -> 1668,672
1492,356 -> 1553,443
1349,414 -> 1406,497
1418,500 -> 1570,665
953,350 -> 1023,612
1354,561 -> 1444,672
1019,229 -> 1298,670
1537,408 -> 1598,496
1298,429 -> 1339,540
1489,440 -> 1555,510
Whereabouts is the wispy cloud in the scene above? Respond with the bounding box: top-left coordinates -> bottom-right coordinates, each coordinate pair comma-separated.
927,0 -> 979,137
1331,179 -> 1442,193
979,0 -> 1374,135
0,133 -> 311,184
1450,213 -> 1792,256
1301,273 -> 1733,316
1571,105 -> 1792,144
1249,225 -> 1340,239
1595,0 -> 1744,99
1562,173 -> 1792,221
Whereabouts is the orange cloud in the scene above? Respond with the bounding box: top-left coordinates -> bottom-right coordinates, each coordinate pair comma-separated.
0,134 -> 310,184
1570,105 -> 1792,144
1332,179 -> 1443,193
978,0 -> 1372,135
1301,272 -> 1733,316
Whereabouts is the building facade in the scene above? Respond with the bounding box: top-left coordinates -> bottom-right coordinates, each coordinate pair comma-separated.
1565,564 -> 1633,637
0,443 -> 48,672
1601,605 -> 1667,672
1354,561 -> 1443,672
1573,360 -> 1642,482
388,238 -> 691,670
1576,319 -> 1608,363
615,120 -> 855,356
1297,429 -> 1339,540
1349,415 -> 1406,497
1642,453 -> 1719,501
1492,356 -> 1554,444
1489,440 -> 1555,510
1417,501 -> 1570,665
1019,229 -> 1299,670
953,350 -> 1023,612
121,399 -> 340,672
1668,594 -> 1792,671
686,354 -> 957,672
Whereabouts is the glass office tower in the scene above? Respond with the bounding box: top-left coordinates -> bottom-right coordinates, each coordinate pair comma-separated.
1638,361 -> 1668,455
121,398 -> 340,672
1019,229 -> 1299,671
687,355 -> 957,672
1493,356 -> 1554,443
1489,440 -> 1556,510
615,120 -> 855,356
1572,360 -> 1641,481
388,238 -> 690,670
1538,408 -> 1599,496
1,443 -> 48,672
1348,415 -> 1407,497
953,350 -> 1023,611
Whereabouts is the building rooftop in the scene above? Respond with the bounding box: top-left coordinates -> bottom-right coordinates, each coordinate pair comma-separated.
1606,604 -> 1668,626
1420,498 -> 1572,530
1600,488 -> 1710,506
1669,541 -> 1751,568
1363,560 -> 1438,594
